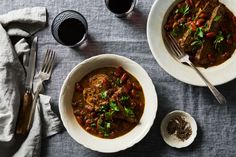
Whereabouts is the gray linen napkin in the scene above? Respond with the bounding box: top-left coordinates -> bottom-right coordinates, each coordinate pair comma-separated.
0,7 -> 62,157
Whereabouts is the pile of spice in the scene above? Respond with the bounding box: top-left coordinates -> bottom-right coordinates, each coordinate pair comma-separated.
167,115 -> 192,141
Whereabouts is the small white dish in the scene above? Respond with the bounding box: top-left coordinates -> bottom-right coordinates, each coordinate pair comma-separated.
160,110 -> 197,148
59,54 -> 158,153
147,0 -> 236,86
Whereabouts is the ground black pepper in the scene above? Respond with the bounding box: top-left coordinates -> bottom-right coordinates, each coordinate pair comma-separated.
167,115 -> 192,141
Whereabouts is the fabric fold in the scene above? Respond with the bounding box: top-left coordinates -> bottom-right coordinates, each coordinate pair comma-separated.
0,7 -> 62,157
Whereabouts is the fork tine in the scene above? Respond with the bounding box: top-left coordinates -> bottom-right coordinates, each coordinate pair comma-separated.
44,50 -> 52,73
46,50 -> 55,73
164,34 -> 180,58
168,34 -> 184,57
41,50 -> 50,72
48,51 -> 56,75
45,50 -> 55,73
44,50 -> 51,71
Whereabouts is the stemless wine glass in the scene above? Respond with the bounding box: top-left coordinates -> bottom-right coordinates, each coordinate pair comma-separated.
105,0 -> 137,17
51,10 -> 88,47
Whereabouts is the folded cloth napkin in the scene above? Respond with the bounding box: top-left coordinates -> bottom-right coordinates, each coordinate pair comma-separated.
0,7 -> 62,157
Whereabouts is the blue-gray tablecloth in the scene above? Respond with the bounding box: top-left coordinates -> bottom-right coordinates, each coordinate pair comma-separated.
1,0 -> 236,156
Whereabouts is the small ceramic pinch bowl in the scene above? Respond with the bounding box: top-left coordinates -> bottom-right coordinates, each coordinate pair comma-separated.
160,110 -> 197,148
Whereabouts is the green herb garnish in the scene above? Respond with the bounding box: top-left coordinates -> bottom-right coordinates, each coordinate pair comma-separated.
99,104 -> 109,113
196,27 -> 204,38
171,24 -> 186,37
191,38 -> 203,47
214,31 -> 224,49
98,116 -> 103,126
98,116 -> 111,137
109,101 -> 120,112
100,90 -> 107,99
105,111 -> 113,121
176,5 -> 190,16
171,27 -> 179,37
91,123 -> 96,127
104,132 -> 110,137
124,107 -> 135,118
214,15 -> 221,22
179,23 -> 186,29
203,23 -> 208,31
191,38 -> 203,51
115,78 -> 122,85
106,122 -> 111,129
120,95 -> 129,103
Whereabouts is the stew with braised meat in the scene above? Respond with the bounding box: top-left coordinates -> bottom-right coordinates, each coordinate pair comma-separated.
72,67 -> 145,138
165,0 -> 236,68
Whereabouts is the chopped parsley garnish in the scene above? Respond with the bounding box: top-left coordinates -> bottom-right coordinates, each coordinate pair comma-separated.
104,132 -> 110,137
124,107 -> 135,118
115,78 -> 122,85
176,5 -> 190,16
105,111 -> 113,121
120,95 -> 129,103
214,31 -> 224,49
196,27 -> 204,38
171,27 -> 179,37
191,38 -> 203,51
191,38 -> 203,47
171,24 -> 186,37
91,123 -> 96,127
98,104 -> 109,113
106,122 -> 111,129
203,23 -> 208,31
214,15 -> 221,22
109,101 -> 120,112
100,90 -> 107,99
98,117 -> 103,126
179,23 -> 186,29
97,115 -> 112,137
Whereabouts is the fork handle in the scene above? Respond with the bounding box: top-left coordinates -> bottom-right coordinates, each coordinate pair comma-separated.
26,82 -> 43,131
187,61 -> 227,105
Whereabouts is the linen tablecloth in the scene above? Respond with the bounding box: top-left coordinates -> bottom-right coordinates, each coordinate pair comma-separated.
1,0 -> 235,156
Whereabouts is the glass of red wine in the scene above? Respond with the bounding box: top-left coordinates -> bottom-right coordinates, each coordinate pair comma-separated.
105,0 -> 137,17
51,10 -> 88,47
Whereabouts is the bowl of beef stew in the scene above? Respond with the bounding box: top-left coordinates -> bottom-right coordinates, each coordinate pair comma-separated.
59,54 -> 157,152
147,0 -> 236,86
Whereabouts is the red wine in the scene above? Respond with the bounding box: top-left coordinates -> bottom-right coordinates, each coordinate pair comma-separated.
58,18 -> 86,46
106,0 -> 134,14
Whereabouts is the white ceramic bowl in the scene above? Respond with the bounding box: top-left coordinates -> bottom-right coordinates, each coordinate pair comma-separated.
59,54 -> 158,153
147,0 -> 236,86
160,110 -> 197,148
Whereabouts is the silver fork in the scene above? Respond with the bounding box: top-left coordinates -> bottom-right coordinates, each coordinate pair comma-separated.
165,33 -> 227,105
27,49 -> 56,130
